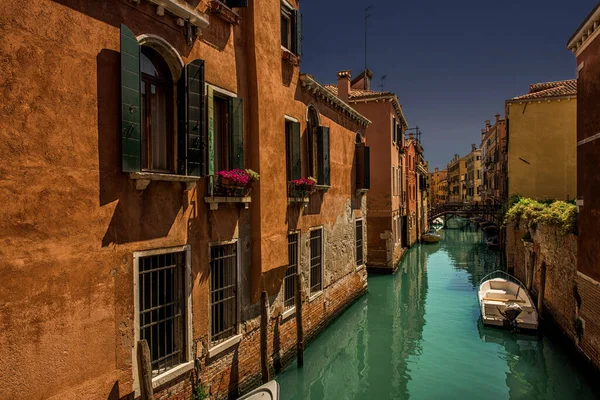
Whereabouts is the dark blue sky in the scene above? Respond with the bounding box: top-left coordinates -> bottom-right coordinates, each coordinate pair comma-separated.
300,0 -> 596,170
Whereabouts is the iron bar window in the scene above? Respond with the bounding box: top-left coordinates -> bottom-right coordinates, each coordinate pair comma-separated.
139,251 -> 186,377
210,243 -> 238,345
285,233 -> 299,309
310,228 -> 323,295
356,220 -> 364,266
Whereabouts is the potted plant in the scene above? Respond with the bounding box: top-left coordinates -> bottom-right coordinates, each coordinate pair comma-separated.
214,169 -> 259,196
289,177 -> 317,198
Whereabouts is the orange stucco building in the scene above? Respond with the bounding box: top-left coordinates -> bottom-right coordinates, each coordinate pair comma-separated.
325,70 -> 408,273
0,1 -> 371,399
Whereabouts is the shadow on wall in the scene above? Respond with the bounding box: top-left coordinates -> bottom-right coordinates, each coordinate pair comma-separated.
200,10 -> 232,51
97,49 -> 184,247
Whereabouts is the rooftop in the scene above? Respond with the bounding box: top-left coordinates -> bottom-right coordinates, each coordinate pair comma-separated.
567,2 -> 600,53
509,79 -> 577,101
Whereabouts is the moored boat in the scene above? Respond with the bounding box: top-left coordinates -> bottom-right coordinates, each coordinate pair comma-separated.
478,271 -> 538,331
422,230 -> 441,243
237,380 -> 279,400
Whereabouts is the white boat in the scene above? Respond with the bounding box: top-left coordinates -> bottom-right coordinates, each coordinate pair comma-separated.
478,271 -> 538,331
237,380 -> 279,400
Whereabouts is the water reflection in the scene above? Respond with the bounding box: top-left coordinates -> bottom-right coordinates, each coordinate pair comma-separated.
277,226 -> 598,399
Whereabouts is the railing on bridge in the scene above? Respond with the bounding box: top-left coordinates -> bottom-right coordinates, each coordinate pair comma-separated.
428,202 -> 501,223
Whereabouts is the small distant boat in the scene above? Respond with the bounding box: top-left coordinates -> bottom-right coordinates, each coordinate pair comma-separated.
486,236 -> 500,249
238,380 -> 279,400
478,271 -> 538,331
422,230 -> 441,243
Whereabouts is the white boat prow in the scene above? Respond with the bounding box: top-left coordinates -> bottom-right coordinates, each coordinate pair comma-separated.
478,271 -> 538,331
237,380 -> 280,400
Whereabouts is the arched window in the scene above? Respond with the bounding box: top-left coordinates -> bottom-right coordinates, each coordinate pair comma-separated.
140,46 -> 174,172
355,132 -> 363,144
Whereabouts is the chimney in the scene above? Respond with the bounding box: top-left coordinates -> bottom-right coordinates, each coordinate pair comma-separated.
481,128 -> 486,139
471,143 -> 476,152
337,70 -> 351,102
485,120 -> 491,131
435,167 -> 439,173
495,114 -> 501,123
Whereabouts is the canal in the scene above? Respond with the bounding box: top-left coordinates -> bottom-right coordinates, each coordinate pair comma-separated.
276,225 -> 599,399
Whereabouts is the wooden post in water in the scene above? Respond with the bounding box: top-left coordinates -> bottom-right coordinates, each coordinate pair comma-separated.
260,291 -> 270,383
137,340 -> 153,400
537,262 -> 546,319
295,273 -> 304,367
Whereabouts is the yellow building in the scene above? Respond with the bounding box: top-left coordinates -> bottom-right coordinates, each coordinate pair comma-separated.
465,144 -> 482,203
429,168 -> 448,207
447,154 -> 467,202
506,80 -> 577,201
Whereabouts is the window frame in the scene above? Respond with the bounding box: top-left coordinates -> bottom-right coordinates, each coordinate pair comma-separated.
206,83 -> 241,174
132,245 -> 193,395
309,226 -> 325,300
280,1 -> 295,53
207,239 -> 242,357
283,231 -> 300,318
140,46 -> 176,174
355,219 -> 364,268
306,105 -> 321,182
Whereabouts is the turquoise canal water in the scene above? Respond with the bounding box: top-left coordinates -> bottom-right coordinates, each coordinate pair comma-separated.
276,225 -> 599,399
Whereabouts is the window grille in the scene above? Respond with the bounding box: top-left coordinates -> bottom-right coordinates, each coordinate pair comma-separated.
139,251 -> 186,376
356,220 -> 364,266
210,243 -> 238,345
285,233 -> 299,309
309,228 -> 323,295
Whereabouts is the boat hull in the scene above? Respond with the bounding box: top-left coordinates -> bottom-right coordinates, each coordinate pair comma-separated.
422,234 -> 441,243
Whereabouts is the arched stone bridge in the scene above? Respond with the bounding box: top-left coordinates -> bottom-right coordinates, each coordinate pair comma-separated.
428,203 -> 501,223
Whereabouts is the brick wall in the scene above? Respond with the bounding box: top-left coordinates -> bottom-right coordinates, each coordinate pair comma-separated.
507,223 -> 600,372
154,267 -> 367,400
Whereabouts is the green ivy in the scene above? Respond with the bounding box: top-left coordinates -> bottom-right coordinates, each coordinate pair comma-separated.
504,197 -> 577,235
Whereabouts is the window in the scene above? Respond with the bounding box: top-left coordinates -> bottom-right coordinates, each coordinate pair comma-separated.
285,119 -> 301,181
309,228 -> 323,295
285,233 -> 299,309
281,2 -> 301,55
356,220 -> 364,266
210,243 -> 238,345
392,117 -> 397,143
138,249 -> 188,376
307,106 -> 330,186
120,25 -> 205,177
141,47 -> 174,172
208,87 -> 244,173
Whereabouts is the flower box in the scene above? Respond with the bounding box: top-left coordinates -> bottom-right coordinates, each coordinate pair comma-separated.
210,169 -> 259,197
288,177 -> 317,198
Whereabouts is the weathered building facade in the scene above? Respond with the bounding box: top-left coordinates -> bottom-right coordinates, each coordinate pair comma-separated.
447,154 -> 467,203
325,70 -> 408,272
405,137 -> 426,245
480,115 -> 507,205
506,81 -> 577,201
0,1 -> 371,399
464,144 -> 482,203
429,168 -> 448,208
567,2 -> 600,373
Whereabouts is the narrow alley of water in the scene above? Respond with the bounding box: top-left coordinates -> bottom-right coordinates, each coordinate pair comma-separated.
276,225 -> 599,399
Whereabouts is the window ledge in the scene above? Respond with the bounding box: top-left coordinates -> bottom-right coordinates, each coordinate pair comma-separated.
145,0 -> 209,31
208,0 -> 240,24
315,185 -> 330,193
309,291 -> 323,303
208,334 -> 242,358
355,188 -> 369,195
282,47 -> 300,66
288,197 -> 310,204
130,172 -> 200,191
282,307 -> 296,321
151,360 -> 194,390
204,196 -> 251,210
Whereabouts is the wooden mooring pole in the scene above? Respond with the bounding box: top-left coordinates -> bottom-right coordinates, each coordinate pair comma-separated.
295,273 -> 304,367
137,340 -> 153,400
260,291 -> 270,383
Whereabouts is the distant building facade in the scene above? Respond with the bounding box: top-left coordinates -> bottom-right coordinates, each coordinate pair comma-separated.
429,168 -> 448,207
464,144 -> 482,203
480,115 -> 507,204
447,154 -> 467,203
325,69 -> 408,273
506,81 -> 577,201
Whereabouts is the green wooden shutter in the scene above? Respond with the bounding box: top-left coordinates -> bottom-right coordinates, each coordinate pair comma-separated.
317,126 -> 330,186
293,10 -> 302,57
364,146 -> 371,190
120,24 -> 141,172
226,0 -> 248,7
289,121 -> 301,180
207,86 -> 215,175
355,143 -> 364,189
229,97 -> 244,169
186,59 -> 205,177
